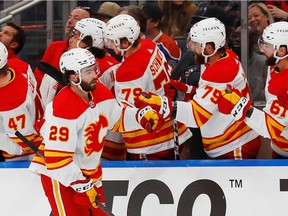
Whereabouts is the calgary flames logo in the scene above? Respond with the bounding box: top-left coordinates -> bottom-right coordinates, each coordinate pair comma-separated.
84,115 -> 108,156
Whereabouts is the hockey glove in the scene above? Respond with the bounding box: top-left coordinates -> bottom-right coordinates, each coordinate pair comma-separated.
71,178 -> 98,209
164,82 -> 176,100
135,92 -> 173,119
218,85 -> 252,121
277,86 -> 288,110
169,79 -> 196,101
136,106 -> 164,132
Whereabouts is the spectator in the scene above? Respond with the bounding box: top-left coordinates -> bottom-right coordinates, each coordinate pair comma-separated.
105,14 -> 192,160
141,2 -> 181,70
135,17 -> 262,159
218,21 -> 288,159
29,47 -> 163,215
158,0 -> 197,39
0,42 -> 42,161
267,4 -> 288,22
248,2 -> 274,34
93,1 -> 120,23
34,6 -> 91,107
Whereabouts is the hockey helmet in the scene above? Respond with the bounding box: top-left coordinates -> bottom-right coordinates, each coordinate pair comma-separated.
59,48 -> 96,75
189,17 -> 226,57
259,21 -> 288,63
73,18 -> 105,48
0,42 -> 8,69
104,14 -> 140,50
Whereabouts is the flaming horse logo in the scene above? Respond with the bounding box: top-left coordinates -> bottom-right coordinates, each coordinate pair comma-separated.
84,115 -> 109,156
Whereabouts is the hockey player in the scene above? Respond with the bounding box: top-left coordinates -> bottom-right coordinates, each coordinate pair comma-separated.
0,21 -> 43,120
0,42 -> 42,161
71,18 -> 120,94
34,6 -> 91,106
218,21 -> 288,159
71,18 -> 126,160
29,48 -> 164,216
135,17 -> 261,159
105,14 -> 192,160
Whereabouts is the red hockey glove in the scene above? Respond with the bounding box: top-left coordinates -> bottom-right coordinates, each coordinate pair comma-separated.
71,179 -> 98,209
170,79 -> 196,101
218,85 -> 252,121
277,86 -> 288,110
134,92 -> 173,119
136,106 -> 164,132
164,82 -> 176,100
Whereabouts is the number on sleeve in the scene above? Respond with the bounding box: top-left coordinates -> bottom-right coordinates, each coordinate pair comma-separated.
49,126 -> 69,142
202,86 -> 223,104
8,114 -> 26,131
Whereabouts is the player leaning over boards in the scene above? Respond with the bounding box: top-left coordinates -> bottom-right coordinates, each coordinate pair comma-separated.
135,17 -> 262,159
218,21 -> 288,159
29,48 -> 164,216
104,14 -> 192,160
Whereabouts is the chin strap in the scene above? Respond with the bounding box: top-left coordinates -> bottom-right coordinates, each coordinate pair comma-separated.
70,76 -> 89,94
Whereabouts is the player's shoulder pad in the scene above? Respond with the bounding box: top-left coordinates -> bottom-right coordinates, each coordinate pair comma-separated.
116,39 -> 157,82
52,87 -> 89,119
202,49 -> 240,83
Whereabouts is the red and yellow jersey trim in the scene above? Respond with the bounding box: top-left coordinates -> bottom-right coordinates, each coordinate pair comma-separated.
203,121 -> 252,151
191,100 -> 212,127
266,113 -> 288,150
45,150 -> 74,170
123,120 -> 187,149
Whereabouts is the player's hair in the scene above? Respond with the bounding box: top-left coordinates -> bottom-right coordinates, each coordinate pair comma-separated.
6,22 -> 26,55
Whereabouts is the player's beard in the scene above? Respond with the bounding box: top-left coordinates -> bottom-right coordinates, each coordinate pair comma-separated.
195,52 -> 205,65
265,55 -> 277,66
80,79 -> 97,92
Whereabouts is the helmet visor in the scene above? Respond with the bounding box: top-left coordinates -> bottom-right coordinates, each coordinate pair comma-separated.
258,35 -> 273,51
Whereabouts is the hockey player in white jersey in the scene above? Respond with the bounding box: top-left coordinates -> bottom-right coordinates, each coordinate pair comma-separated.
135,17 -> 261,159
219,21 -> 288,159
29,47 -> 163,216
0,41 -> 42,161
72,18 -> 125,160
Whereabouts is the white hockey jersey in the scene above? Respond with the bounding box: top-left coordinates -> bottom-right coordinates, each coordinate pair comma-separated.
176,49 -> 260,158
30,81 -> 147,186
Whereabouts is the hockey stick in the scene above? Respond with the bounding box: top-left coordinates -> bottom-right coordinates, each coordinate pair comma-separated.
95,201 -> 115,216
140,93 -> 180,160
172,119 -> 180,160
14,131 -> 44,159
170,49 -> 196,80
15,130 -> 115,215
37,62 -> 68,87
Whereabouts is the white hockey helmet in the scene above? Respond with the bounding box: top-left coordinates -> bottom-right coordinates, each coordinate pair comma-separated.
0,42 -> 8,69
59,48 -> 96,75
260,21 -> 288,63
189,17 -> 226,57
104,14 -> 140,51
74,18 -> 105,48
83,17 -> 105,30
